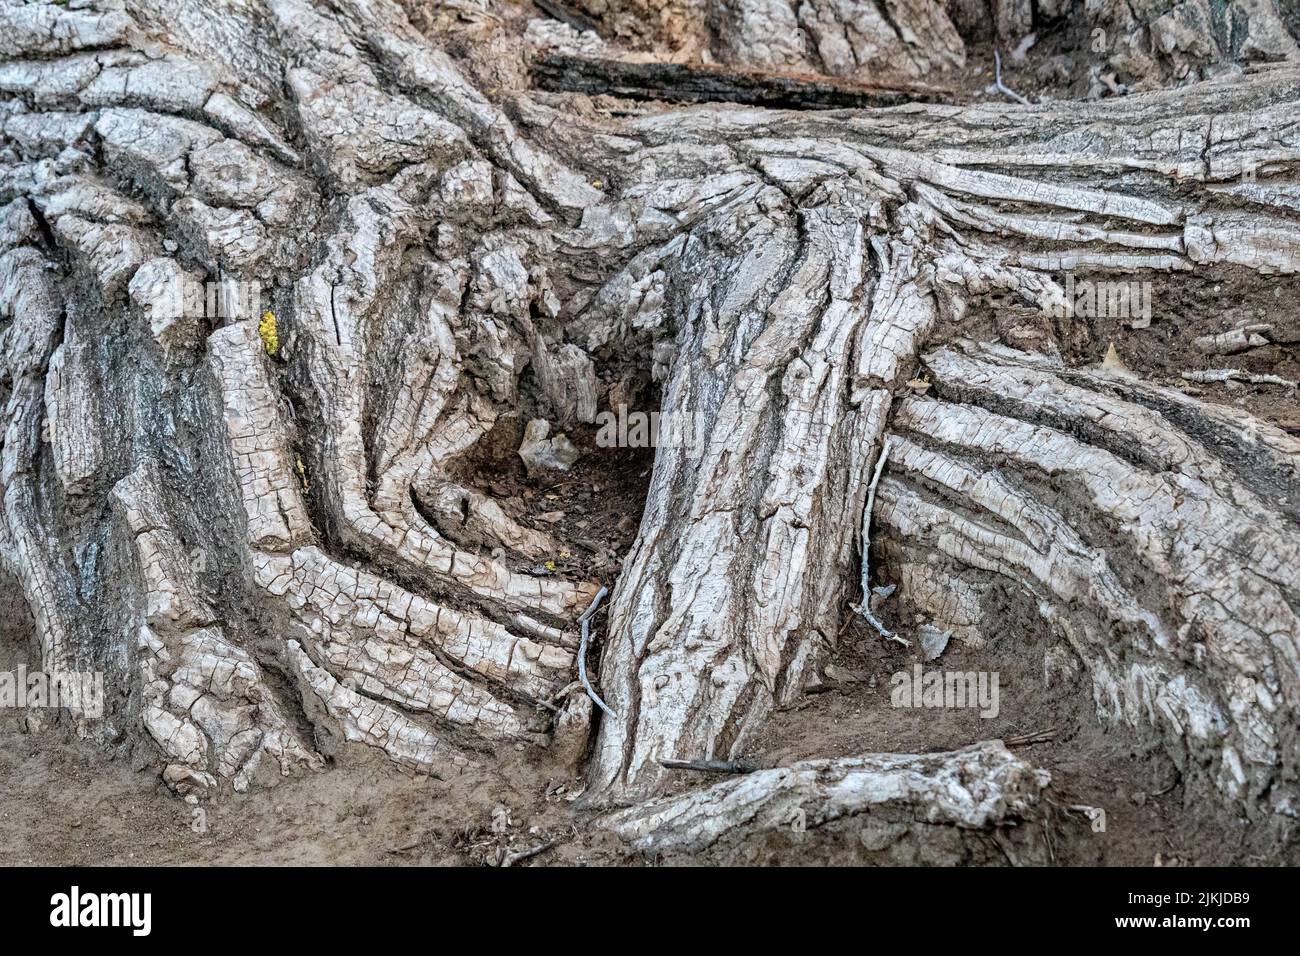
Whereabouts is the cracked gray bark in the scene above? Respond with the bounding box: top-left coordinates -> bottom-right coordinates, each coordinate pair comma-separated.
527,0 -> 968,83
1,0 -> 1298,852
601,740 -> 1051,858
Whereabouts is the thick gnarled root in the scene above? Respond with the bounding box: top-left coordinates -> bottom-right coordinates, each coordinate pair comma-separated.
211,318 -> 585,776
876,341 -> 1300,818
287,639 -> 472,775
585,194 -> 946,802
113,462 -> 323,793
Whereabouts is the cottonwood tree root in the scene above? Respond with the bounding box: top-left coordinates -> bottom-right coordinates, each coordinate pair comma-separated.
582,69 -> 1300,818
877,340 -> 1300,819
601,740 -> 1051,862
1,0 -> 1297,852
1,0 -> 603,791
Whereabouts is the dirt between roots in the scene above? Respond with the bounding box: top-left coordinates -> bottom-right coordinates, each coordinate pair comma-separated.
2,614 -> 1289,866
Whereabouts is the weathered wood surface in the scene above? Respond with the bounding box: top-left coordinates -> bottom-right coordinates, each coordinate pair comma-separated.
1,0 -> 1297,851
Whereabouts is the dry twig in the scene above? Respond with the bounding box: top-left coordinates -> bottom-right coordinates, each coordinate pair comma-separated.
577,585 -> 615,718
994,51 -> 1031,106
498,841 -> 557,867
660,758 -> 764,774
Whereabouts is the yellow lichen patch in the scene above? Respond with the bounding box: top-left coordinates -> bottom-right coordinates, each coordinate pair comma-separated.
258,310 -> 279,356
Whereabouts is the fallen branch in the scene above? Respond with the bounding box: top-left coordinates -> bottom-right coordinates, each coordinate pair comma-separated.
1181,368 -> 1297,388
604,741 -> 1051,855
661,758 -> 765,774
532,52 -> 955,110
1192,325 -> 1272,355
1005,728 -> 1056,747
498,840 -> 557,867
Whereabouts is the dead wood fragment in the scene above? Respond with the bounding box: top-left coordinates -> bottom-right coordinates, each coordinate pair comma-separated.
498,841 -> 557,867
606,742 -> 1050,855
1005,729 -> 1056,747
660,758 -> 765,774
531,52 -> 955,109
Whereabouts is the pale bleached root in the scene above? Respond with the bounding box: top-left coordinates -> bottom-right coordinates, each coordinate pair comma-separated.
208,321 -> 586,772
287,639 -> 473,776
579,63 -> 1300,804
876,341 -> 1300,817
113,462 -> 323,792
0,0 -> 608,784
587,202 -> 939,802
601,741 -> 1050,857
0,226 -> 77,684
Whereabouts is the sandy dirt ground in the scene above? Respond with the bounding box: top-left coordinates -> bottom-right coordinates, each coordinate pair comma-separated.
3,611 -> 1290,866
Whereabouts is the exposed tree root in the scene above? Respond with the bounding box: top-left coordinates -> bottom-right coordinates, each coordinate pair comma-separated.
0,0 -> 1296,861
602,740 -> 1050,858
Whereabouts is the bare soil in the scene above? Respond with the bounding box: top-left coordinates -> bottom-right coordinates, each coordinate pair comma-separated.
4,591 -> 1291,866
